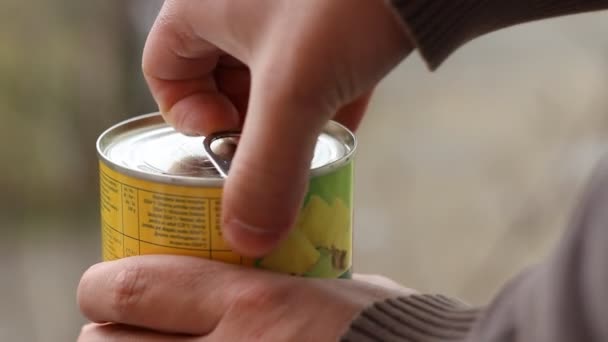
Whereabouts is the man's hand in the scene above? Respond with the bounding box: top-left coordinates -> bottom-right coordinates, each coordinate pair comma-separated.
77,256 -> 415,341
142,0 -> 412,257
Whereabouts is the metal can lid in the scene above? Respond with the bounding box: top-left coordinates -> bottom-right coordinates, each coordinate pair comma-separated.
97,113 -> 356,186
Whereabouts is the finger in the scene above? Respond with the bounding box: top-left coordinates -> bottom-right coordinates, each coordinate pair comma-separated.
224,91 -> 372,256
333,90 -> 373,132
78,323 -> 196,342
77,256 -> 293,336
142,3 -> 240,136
221,69 -> 334,257
215,59 -> 250,115
77,256 -> 245,335
147,77 -> 241,136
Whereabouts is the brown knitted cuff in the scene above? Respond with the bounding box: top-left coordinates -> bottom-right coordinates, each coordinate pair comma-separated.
387,0 -> 608,70
387,0 -> 498,70
341,294 -> 480,342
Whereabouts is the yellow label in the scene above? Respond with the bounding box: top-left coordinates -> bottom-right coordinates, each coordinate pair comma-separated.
99,161 -> 254,266
99,160 -> 353,278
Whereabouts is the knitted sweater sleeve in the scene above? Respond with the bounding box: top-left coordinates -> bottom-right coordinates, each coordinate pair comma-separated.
343,4 -> 608,341
387,0 -> 608,69
343,155 -> 608,342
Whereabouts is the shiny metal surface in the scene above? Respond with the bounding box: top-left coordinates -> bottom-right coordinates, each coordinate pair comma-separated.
97,113 -> 356,186
203,132 -> 240,178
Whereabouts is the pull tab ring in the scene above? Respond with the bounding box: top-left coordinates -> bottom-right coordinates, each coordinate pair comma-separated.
202,131 -> 241,178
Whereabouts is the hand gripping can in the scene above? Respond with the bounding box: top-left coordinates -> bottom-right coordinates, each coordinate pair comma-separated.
97,113 -> 356,278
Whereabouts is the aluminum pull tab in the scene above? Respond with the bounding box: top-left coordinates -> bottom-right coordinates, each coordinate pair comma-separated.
203,131 -> 240,178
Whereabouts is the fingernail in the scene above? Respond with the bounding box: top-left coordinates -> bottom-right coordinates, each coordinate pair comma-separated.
159,109 -> 199,136
223,218 -> 283,257
158,104 -> 170,116
178,111 -> 205,137
226,218 -> 278,236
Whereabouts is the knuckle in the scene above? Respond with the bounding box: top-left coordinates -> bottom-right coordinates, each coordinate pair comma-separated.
109,264 -> 147,320
155,2 -> 199,59
170,28 -> 200,59
143,0 -> 200,75
156,0 -> 180,27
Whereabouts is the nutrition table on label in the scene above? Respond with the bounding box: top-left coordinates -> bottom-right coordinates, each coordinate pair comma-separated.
99,166 -> 252,265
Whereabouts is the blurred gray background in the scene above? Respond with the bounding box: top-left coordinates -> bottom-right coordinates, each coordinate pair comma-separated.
1,1 -> 607,341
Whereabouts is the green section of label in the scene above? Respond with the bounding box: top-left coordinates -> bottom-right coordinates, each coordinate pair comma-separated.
304,162 -> 353,208
256,161 -> 354,278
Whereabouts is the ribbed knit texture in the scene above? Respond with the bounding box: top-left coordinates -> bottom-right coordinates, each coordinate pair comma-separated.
342,2 -> 608,342
342,295 -> 480,342
342,155 -> 608,342
388,0 -> 608,69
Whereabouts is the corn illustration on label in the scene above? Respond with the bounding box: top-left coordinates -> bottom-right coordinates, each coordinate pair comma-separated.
258,162 -> 353,278
100,161 -> 353,278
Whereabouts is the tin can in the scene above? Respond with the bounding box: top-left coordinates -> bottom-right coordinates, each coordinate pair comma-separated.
97,113 -> 355,278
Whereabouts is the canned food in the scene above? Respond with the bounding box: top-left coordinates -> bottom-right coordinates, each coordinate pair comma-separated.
97,113 -> 355,278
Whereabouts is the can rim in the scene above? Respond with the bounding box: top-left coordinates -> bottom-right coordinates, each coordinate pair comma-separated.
97,112 -> 356,187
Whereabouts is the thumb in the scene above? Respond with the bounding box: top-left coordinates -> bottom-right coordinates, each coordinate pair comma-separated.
221,73 -> 333,257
